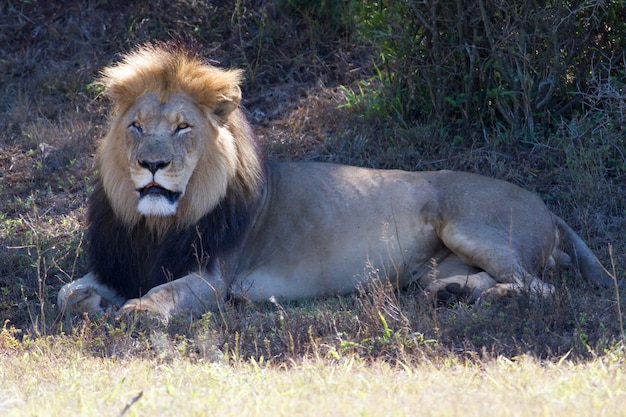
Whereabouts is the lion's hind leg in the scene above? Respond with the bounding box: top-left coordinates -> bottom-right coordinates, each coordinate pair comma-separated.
423,252 -> 554,305
436,222 -> 556,301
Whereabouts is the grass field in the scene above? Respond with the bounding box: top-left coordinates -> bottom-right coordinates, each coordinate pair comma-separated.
2,334 -> 625,417
1,1 -> 625,415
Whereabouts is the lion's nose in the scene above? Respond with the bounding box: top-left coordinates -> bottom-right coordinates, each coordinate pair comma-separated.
139,159 -> 170,174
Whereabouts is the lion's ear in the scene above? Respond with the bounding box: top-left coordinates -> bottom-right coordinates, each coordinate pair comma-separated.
214,84 -> 242,121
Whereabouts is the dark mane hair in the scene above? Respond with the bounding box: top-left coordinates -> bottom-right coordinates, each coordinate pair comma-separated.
87,173 -> 264,299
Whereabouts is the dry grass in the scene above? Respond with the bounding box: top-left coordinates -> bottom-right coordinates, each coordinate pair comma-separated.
1,0 -> 625,398
1,331 -> 625,416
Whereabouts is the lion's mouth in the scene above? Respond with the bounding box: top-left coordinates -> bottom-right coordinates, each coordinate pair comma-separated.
138,182 -> 181,203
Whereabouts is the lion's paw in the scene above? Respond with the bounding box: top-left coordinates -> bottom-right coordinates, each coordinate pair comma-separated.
117,297 -> 171,324
435,282 -> 473,305
58,284 -> 115,317
57,274 -> 124,318
476,284 -> 516,303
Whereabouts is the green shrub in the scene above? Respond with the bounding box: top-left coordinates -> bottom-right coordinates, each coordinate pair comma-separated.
349,0 -> 626,136
277,0 -> 348,30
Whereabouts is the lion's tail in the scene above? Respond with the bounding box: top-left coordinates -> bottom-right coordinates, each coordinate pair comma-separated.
552,214 -> 615,288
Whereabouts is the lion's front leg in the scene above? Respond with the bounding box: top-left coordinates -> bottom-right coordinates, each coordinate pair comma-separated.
117,269 -> 227,322
58,272 -> 125,317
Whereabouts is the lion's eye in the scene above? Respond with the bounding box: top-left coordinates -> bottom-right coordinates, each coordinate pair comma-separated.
129,121 -> 142,133
175,123 -> 191,134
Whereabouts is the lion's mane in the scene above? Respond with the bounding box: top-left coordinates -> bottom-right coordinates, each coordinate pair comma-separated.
88,43 -> 265,298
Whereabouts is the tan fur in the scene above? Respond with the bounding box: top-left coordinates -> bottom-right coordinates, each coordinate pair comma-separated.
58,43 -> 612,321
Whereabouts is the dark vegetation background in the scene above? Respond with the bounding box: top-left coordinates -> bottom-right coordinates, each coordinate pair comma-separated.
0,0 -> 625,362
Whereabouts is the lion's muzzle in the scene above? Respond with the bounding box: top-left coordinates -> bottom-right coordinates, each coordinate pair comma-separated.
136,181 -> 182,217
138,182 -> 181,204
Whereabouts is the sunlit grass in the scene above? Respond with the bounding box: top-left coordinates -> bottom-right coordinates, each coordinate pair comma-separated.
1,336 -> 625,417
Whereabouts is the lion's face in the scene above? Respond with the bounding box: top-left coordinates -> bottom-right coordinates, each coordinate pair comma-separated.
95,43 -> 262,232
99,90 -> 241,229
123,92 -> 207,217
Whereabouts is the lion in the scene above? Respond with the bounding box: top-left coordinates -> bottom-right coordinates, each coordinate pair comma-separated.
57,43 -> 614,322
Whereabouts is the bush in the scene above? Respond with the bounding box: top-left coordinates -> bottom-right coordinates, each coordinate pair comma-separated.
350,0 -> 626,136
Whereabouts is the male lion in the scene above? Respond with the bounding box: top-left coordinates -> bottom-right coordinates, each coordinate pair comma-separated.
58,43 -> 613,321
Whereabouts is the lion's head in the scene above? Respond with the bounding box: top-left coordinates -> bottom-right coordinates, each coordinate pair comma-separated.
96,43 -> 263,232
